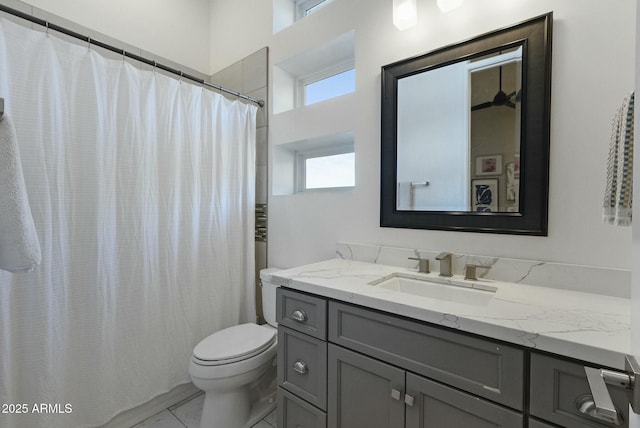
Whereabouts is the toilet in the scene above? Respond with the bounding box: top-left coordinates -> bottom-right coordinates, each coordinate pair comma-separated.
189,268 -> 281,428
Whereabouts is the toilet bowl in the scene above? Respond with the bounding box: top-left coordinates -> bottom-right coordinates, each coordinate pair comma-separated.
189,268 -> 281,428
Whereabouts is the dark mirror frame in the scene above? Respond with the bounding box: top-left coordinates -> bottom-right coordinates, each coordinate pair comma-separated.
381,13 -> 552,235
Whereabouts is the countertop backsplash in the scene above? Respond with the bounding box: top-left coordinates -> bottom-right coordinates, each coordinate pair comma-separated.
336,242 -> 631,299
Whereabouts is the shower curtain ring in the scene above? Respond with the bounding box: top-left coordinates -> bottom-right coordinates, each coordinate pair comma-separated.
45,21 -> 49,37
87,37 -> 91,51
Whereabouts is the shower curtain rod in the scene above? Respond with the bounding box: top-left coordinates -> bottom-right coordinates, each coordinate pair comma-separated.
0,4 -> 265,107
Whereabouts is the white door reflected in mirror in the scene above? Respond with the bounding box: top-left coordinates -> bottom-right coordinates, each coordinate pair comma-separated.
396,47 -> 522,213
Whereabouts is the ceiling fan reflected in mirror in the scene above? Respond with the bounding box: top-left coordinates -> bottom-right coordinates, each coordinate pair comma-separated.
471,66 -> 518,111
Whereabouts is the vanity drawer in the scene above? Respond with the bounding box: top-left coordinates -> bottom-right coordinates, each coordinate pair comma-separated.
277,288 -> 327,339
530,352 -> 629,428
278,387 -> 327,428
278,326 -> 328,410
328,301 -> 524,410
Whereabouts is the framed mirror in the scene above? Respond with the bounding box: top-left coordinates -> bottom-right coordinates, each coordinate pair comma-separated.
381,13 -> 552,235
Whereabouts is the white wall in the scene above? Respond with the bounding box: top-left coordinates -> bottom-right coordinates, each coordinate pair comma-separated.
209,0 -> 272,74
24,0 -> 635,272
16,0 -> 212,73
209,0 -> 636,272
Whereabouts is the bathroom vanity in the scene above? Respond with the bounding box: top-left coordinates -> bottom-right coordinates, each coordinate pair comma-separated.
270,258 -> 632,428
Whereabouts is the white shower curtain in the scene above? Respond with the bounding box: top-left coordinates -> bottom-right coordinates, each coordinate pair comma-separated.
0,17 -> 256,428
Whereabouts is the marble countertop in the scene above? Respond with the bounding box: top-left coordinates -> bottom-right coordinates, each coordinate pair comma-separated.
269,258 -> 631,370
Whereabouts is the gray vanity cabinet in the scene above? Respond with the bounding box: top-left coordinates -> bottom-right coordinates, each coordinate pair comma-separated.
277,288 -> 329,428
327,342 -> 523,428
277,287 -> 628,428
328,301 -> 524,410
276,288 -> 528,428
327,344 -> 405,428
327,301 -> 524,428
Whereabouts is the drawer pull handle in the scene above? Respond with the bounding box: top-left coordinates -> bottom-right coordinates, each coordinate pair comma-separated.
404,394 -> 415,407
576,394 -> 623,426
293,360 -> 309,375
391,388 -> 402,401
291,309 -> 307,323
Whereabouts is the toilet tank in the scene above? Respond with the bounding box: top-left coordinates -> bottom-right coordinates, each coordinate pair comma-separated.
260,268 -> 282,327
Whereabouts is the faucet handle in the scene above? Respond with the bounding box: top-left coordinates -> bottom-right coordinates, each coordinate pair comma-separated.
464,264 -> 491,281
408,257 -> 430,274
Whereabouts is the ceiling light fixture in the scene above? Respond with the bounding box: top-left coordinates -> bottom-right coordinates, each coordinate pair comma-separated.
393,0 -> 417,30
437,0 -> 464,13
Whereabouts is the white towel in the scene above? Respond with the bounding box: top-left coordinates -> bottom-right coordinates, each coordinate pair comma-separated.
603,92 -> 634,226
0,114 -> 41,272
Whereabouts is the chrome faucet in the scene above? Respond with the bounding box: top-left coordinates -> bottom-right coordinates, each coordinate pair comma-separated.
408,256 -> 430,274
464,264 -> 492,281
435,252 -> 453,277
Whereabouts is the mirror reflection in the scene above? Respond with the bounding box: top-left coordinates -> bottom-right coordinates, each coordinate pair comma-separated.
396,47 -> 522,213
381,13 -> 551,235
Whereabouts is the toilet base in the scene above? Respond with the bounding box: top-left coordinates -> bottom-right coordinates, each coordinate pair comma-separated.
246,388 -> 277,427
199,387 -> 249,428
197,385 -> 276,428
195,360 -> 277,428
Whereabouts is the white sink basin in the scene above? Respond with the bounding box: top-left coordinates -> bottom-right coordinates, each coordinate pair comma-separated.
369,273 -> 497,306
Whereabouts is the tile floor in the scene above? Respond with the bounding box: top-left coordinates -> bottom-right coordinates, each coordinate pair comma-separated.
131,392 -> 277,428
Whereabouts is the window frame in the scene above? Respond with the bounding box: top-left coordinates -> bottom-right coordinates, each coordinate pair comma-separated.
296,60 -> 355,107
295,144 -> 355,193
295,0 -> 331,20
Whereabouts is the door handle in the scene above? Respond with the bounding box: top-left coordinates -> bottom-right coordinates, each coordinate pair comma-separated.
391,388 -> 402,401
404,394 -> 415,407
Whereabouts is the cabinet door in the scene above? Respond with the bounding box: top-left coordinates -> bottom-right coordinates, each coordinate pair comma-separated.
405,373 -> 523,428
328,344 -> 405,428
528,418 -> 556,428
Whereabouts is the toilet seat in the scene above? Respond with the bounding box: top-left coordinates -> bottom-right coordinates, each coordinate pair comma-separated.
192,323 -> 276,366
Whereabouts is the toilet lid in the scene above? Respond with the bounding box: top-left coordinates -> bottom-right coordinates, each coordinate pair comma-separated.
193,323 -> 276,364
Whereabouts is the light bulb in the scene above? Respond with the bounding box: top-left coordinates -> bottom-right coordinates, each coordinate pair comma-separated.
393,0 -> 417,30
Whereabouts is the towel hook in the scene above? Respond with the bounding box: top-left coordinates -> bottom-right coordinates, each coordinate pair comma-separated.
0,97 -> 4,120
